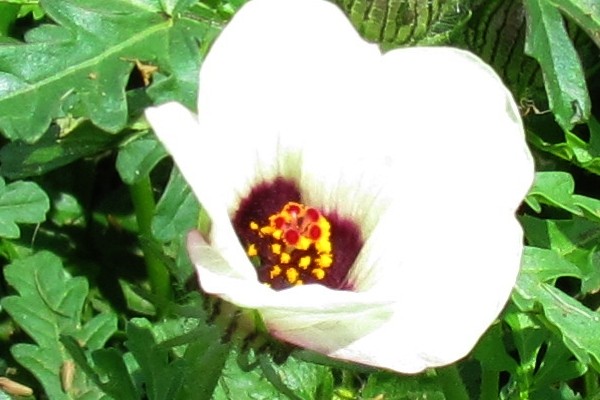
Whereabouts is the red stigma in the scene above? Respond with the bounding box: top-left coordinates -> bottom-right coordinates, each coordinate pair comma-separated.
284,229 -> 300,245
308,225 -> 322,240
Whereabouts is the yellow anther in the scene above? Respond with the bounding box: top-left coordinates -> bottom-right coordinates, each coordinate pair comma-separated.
247,244 -> 258,257
271,243 -> 281,255
316,239 -> 331,254
312,268 -> 326,280
270,265 -> 282,279
298,256 -> 311,269
297,236 -> 311,250
286,267 -> 299,284
295,279 -> 304,286
249,221 -> 259,230
260,226 -> 274,235
317,254 -> 333,268
280,252 -> 291,264
272,230 -> 283,240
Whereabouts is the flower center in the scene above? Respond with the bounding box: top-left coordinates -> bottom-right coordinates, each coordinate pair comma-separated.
232,178 -> 362,291
245,201 -> 333,288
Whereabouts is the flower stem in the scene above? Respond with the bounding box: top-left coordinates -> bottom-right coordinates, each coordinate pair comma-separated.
436,365 -> 470,400
585,368 -> 600,399
480,367 -> 499,400
130,176 -> 172,305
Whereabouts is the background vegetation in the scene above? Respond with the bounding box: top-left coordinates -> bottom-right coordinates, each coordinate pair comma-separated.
0,0 -> 599,398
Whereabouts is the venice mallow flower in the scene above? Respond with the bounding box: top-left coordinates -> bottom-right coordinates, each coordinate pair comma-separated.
145,0 -> 534,374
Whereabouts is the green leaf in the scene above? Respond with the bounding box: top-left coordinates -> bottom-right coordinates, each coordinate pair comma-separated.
548,0 -> 600,48
0,4 -> 19,36
533,338 -> 586,389
126,319 -> 227,400
473,323 -> 519,373
520,246 -> 583,282
0,122 -> 122,180
361,371 -> 444,400
1,252 -> 118,399
503,309 -> 559,398
152,167 -> 199,243
535,284 -> 600,371
525,171 -> 600,224
514,247 -> 600,371
0,177 -> 49,239
62,336 -> 139,400
526,171 -> 582,215
116,136 -> 166,185
521,216 -> 600,293
0,0 -> 218,142
92,349 -> 139,400
335,0 -> 469,49
523,0 -> 591,130
125,319 -> 175,400
527,117 -> 600,176
126,317 -> 230,400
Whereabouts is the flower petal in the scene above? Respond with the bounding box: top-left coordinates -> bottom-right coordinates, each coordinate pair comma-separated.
187,229 -> 395,351
194,0 -> 380,213
324,48 -> 533,372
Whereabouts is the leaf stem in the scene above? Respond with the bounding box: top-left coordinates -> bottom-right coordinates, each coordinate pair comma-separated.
436,365 -> 470,400
129,176 -> 172,305
585,368 -> 600,399
480,367 -> 499,400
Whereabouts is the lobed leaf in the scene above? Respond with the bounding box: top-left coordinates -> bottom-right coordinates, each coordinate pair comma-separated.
1,252 -> 118,399
0,0 -> 219,142
0,177 -> 49,238
514,247 -> 600,371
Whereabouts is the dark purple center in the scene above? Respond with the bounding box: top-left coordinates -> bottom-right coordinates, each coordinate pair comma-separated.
232,177 -> 363,290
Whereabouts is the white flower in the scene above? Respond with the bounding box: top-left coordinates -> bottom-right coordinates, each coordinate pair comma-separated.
145,0 -> 534,373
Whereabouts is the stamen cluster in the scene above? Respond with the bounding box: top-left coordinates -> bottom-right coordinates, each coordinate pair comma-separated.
245,202 -> 333,289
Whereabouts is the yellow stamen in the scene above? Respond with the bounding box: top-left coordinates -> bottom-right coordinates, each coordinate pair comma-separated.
316,239 -> 331,254
312,268 -> 325,280
270,265 -> 282,279
299,256 -> 311,269
271,243 -> 281,254
286,267 -> 299,284
247,244 -> 257,257
317,254 -> 333,268
297,236 -> 311,251
280,252 -> 291,264
249,221 -> 259,230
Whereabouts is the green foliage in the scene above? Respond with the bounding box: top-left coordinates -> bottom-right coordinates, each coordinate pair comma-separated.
334,0 -> 469,49
214,351 -> 334,400
1,252 -> 118,399
515,247 -> 600,370
0,0 -> 219,143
